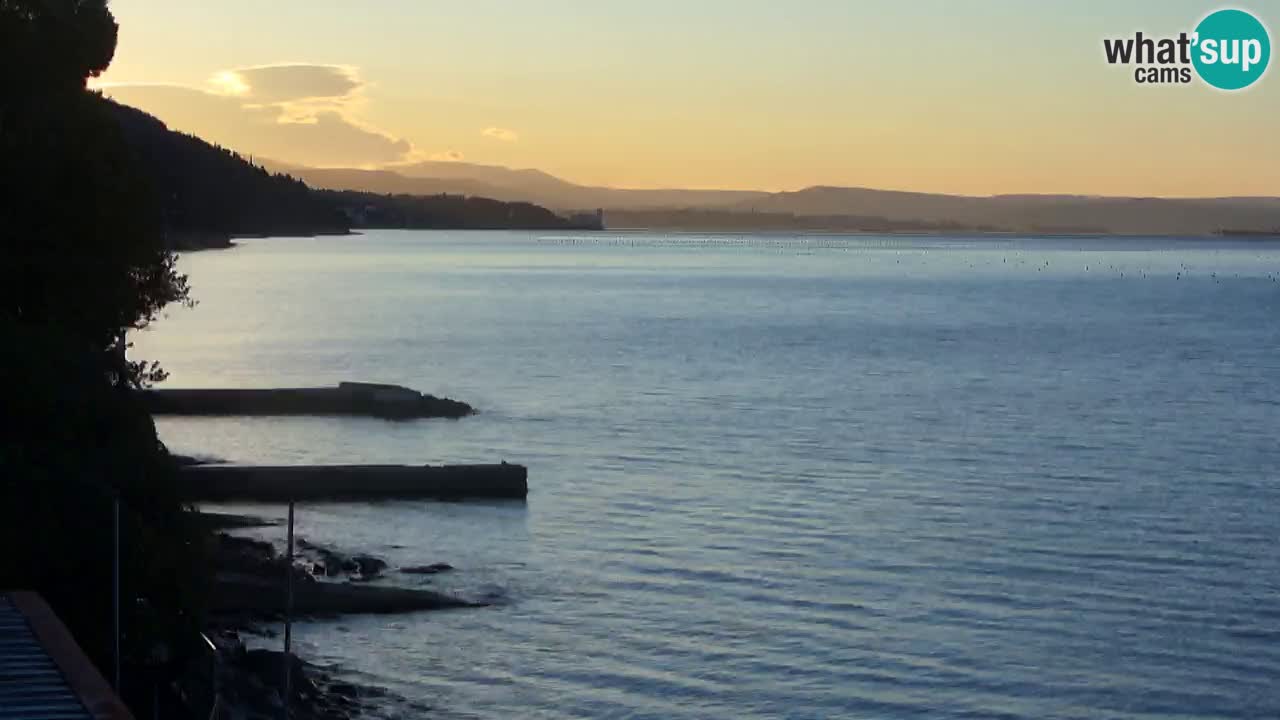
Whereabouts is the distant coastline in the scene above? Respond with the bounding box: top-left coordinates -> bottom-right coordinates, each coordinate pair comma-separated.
169,229 -> 361,252
174,226 -> 1280,253
114,95 -> 1278,248
269,159 -> 1280,238
597,208 -> 1280,237
112,97 -> 1278,245
1216,228 -> 1280,238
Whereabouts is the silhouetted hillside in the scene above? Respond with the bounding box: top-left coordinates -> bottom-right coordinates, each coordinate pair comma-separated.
273,159 -> 1280,236
105,100 -> 596,243
323,190 -> 600,230
274,166 -> 506,200
112,106 -> 1280,237
266,159 -> 768,212
735,187 -> 1280,236
106,97 -> 350,247
603,208 -> 1006,233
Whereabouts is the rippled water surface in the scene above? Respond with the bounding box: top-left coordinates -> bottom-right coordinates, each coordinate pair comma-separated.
136,231 -> 1280,719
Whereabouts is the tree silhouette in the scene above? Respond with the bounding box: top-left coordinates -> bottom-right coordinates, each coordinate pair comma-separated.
0,0 -> 118,93
2,2 -> 206,710
108,99 -> 350,243
3,0 -> 189,385
323,189 -> 587,229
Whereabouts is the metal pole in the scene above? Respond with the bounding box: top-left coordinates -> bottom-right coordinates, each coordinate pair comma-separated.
200,632 -> 219,720
113,496 -> 121,693
283,500 -> 295,720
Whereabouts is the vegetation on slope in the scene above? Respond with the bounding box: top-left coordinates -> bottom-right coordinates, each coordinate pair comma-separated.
107,98 -> 351,244
2,1 -> 208,715
321,189 -> 597,230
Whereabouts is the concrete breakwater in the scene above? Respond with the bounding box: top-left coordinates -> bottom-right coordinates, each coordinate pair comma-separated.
143,381 -> 474,419
179,463 -> 528,502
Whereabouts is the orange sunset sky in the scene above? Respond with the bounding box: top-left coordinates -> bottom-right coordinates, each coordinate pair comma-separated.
96,0 -> 1278,197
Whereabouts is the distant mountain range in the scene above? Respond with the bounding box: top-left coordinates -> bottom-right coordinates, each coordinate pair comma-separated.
738,187 -> 1280,236
262,159 -> 768,214
267,159 -> 1280,236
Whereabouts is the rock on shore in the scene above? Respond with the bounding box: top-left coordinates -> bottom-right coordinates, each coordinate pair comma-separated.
211,533 -> 477,616
209,629 -> 392,720
203,529 -> 478,717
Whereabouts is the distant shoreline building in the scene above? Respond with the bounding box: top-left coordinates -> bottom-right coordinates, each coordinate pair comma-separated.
567,208 -> 605,230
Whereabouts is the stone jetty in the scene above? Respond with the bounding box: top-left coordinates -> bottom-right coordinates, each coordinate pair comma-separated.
143,381 -> 474,419
179,463 -> 528,502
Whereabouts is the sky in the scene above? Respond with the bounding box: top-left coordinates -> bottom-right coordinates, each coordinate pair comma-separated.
97,0 -> 1279,196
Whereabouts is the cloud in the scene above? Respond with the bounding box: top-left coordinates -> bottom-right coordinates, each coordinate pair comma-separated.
209,70 -> 250,96
102,82 -> 411,167
482,126 -> 519,142
210,64 -> 360,104
430,150 -> 465,161
99,64 -> 414,167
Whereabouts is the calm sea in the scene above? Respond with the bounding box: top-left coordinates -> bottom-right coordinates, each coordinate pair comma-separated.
135,230 -> 1280,719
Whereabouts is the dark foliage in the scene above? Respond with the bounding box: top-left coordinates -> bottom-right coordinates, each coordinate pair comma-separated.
2,1 -> 189,386
323,189 -> 583,230
106,99 -> 351,242
1,1 -> 209,710
2,88 -> 190,384
0,322 -> 209,681
0,0 -> 118,93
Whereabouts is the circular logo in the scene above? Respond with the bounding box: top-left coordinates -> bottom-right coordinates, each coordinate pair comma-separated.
1192,9 -> 1271,90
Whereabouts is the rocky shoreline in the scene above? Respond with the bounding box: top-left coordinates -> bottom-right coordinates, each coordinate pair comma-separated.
205,515 -> 471,718
203,627 -> 392,720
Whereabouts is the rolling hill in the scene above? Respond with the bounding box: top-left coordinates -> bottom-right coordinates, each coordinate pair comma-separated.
264,159 -> 769,213
732,187 -> 1280,235
269,160 -> 1280,236
108,97 -> 350,246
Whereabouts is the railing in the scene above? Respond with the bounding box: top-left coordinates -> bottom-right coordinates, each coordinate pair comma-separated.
284,499 -> 295,720
100,487 -> 293,719
98,489 -> 227,719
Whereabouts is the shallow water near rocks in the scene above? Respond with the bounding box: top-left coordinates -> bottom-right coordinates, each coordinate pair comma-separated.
137,230 -> 1280,719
